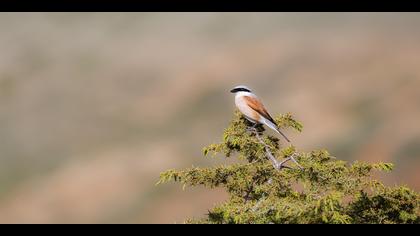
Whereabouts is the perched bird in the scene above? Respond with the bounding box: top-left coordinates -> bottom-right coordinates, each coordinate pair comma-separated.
230,85 -> 290,142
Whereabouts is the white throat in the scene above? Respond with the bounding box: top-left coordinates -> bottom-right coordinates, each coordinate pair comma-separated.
235,91 -> 254,98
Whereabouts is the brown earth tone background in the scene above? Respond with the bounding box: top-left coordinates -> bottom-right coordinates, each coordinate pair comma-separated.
0,13 -> 420,223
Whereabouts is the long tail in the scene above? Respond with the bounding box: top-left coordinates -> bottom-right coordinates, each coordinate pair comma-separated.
262,118 -> 291,142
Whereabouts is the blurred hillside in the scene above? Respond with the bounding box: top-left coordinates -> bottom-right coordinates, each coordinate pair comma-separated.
0,13 -> 420,223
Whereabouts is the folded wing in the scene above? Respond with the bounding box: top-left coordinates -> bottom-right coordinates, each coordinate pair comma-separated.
243,96 -> 276,124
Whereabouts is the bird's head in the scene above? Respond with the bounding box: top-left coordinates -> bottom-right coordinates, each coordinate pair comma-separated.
230,85 -> 252,93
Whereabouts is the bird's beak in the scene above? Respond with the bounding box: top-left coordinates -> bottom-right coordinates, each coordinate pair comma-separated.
230,89 -> 236,93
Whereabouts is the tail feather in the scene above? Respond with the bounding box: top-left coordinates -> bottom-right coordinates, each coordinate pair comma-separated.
262,118 -> 291,142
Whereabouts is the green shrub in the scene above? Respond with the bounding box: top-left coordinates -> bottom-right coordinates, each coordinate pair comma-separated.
158,111 -> 420,224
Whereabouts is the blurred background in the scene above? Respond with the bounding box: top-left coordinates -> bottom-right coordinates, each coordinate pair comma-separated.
0,12 -> 420,223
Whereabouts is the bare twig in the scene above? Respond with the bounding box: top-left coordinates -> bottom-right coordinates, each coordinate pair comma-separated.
250,127 -> 303,171
289,152 -> 304,170
247,126 -> 304,213
255,132 -> 282,169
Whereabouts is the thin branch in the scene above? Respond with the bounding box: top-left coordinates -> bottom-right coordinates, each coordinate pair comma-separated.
254,131 -> 282,169
289,152 -> 304,170
250,127 -> 303,171
248,125 -> 304,216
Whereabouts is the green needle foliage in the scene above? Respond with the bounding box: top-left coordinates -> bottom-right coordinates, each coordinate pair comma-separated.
158,110 -> 420,224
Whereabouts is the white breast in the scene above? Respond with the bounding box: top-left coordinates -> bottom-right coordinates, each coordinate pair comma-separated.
235,93 -> 261,123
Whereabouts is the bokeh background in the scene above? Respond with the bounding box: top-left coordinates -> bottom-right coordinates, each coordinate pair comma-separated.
0,12 -> 420,223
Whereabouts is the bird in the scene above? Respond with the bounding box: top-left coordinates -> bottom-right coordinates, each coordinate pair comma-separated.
230,85 -> 290,142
